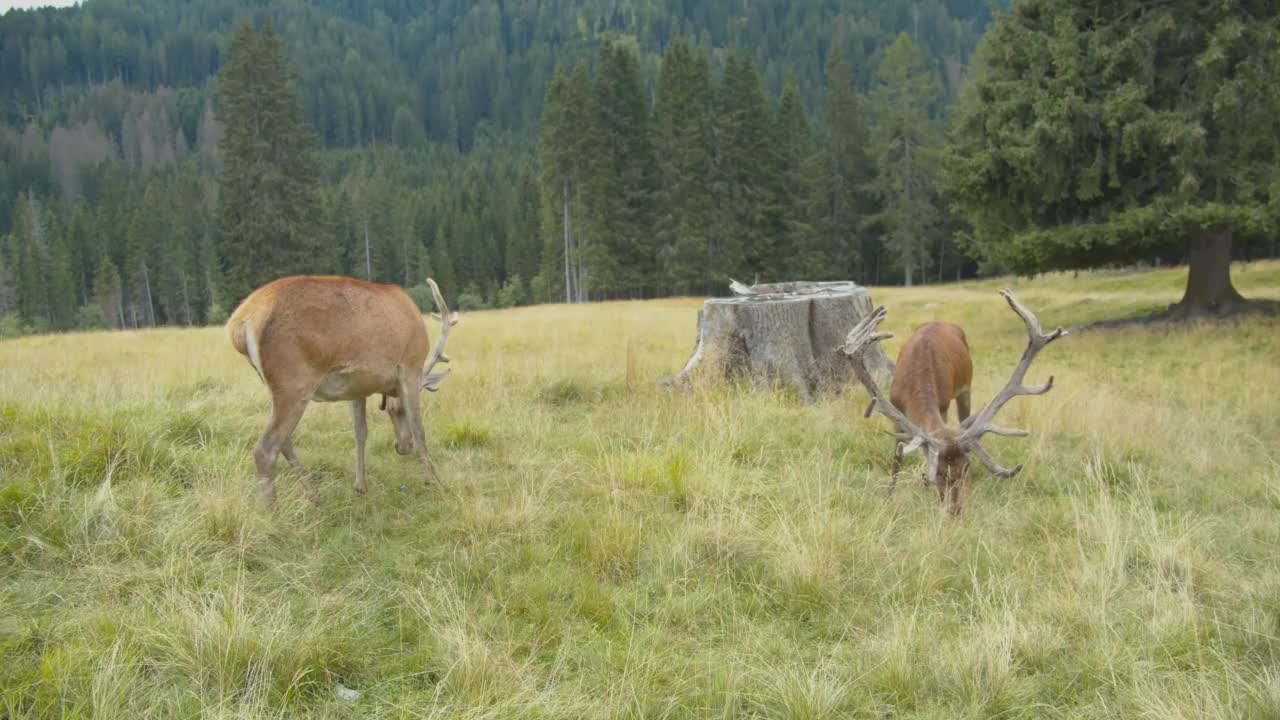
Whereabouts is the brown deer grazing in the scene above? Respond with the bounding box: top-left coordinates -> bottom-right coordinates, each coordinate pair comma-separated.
226,276 -> 457,507
843,290 -> 1065,515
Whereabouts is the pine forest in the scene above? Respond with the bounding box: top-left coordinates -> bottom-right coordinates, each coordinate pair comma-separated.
2,0 -> 1278,334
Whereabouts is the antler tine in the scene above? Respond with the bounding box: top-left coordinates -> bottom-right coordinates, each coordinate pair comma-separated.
957,288 -> 1065,455
422,278 -> 456,392
968,441 -> 1023,479
842,306 -> 937,454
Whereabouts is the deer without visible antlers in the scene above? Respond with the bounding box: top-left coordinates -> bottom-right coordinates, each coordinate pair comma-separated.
226,275 -> 458,507
843,290 -> 1066,515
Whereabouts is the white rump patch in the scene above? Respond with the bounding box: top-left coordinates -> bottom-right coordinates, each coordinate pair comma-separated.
244,321 -> 265,384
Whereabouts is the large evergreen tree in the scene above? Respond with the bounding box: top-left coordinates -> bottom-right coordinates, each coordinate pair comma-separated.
773,80 -> 818,279
652,37 -> 716,294
216,19 -> 324,308
867,33 -> 942,286
584,38 -> 659,297
716,50 -> 778,282
945,0 -> 1280,317
812,44 -> 875,282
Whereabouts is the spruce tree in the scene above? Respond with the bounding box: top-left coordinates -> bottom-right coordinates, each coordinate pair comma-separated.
538,66 -> 574,302
43,208 -> 77,330
812,44 -> 875,281
774,80 -> 818,278
587,38 -> 659,297
653,38 -> 716,294
715,50 -> 776,281
945,0 -> 1280,317
0,237 -> 15,319
867,33 -> 941,286
92,253 -> 123,329
216,19 -> 323,308
10,192 -> 48,329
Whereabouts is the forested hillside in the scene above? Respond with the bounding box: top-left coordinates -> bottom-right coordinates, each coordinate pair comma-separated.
0,0 -> 1002,333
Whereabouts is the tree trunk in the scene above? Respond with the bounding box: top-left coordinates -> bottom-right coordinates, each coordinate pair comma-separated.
1169,229 -> 1245,317
364,219 -> 372,280
142,262 -> 156,326
661,280 -> 895,404
562,181 -> 572,304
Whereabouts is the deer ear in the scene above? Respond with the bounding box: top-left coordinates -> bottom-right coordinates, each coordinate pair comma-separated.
379,394 -> 387,411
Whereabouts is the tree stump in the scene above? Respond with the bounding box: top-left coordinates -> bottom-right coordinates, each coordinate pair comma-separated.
661,280 -> 894,403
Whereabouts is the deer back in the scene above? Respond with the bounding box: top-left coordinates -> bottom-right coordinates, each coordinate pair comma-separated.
227,276 -> 430,384
888,321 -> 972,430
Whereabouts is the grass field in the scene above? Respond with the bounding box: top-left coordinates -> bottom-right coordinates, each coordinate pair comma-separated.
2,261 -> 1280,718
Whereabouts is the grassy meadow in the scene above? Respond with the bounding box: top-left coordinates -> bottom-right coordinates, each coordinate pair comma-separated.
2,261 -> 1280,718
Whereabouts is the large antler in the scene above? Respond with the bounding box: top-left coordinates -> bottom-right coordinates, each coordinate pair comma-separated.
956,289 -> 1066,478
422,278 -> 459,391
842,306 -> 940,457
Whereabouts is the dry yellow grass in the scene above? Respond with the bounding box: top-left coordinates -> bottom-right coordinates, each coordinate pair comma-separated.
1,260 -> 1279,718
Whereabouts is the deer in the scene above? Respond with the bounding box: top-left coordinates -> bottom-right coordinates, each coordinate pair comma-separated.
226,275 -> 458,507
842,289 -> 1066,515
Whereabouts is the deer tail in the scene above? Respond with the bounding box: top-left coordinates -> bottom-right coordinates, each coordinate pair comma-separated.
227,311 -> 266,384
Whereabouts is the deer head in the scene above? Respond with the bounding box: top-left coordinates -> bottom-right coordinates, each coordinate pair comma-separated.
843,290 -> 1066,512
380,278 -> 457,455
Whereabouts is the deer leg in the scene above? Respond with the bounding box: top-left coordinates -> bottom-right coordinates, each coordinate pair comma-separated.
399,377 -> 439,485
946,483 -> 965,516
889,440 -> 904,495
957,388 -> 972,423
351,398 -> 368,496
280,439 -> 319,502
281,439 -> 303,473
254,388 -> 311,509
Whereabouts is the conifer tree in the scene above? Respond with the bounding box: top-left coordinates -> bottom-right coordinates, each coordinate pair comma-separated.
216,19 -> 323,307
812,44 -> 875,281
773,80 -> 818,278
587,38 -> 659,296
538,66 -> 575,302
715,50 -> 777,281
945,0 -> 1280,316
0,239 -> 15,319
867,33 -> 941,286
93,253 -> 124,329
652,37 -> 716,293
43,209 -> 77,329
10,192 -> 48,328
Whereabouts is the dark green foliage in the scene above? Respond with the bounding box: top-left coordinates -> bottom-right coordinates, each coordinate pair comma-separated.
867,33 -> 942,286
0,0 -> 1118,335
773,81 -> 818,279
811,45 -> 876,283
0,0 -> 998,149
652,38 -> 717,294
216,20 -> 323,308
717,50 -> 781,282
583,38 -> 661,297
945,0 -> 1280,309
92,254 -> 122,328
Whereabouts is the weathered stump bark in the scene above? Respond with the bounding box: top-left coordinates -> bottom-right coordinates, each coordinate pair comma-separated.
661,280 -> 894,404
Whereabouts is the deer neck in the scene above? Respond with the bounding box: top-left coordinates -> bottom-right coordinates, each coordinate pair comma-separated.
902,386 -> 951,439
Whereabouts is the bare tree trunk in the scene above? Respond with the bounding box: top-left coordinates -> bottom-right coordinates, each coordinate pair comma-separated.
180,272 -> 192,325
364,219 -> 372,280
142,262 -> 156,326
1169,229 -> 1245,317
563,181 -> 573,303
